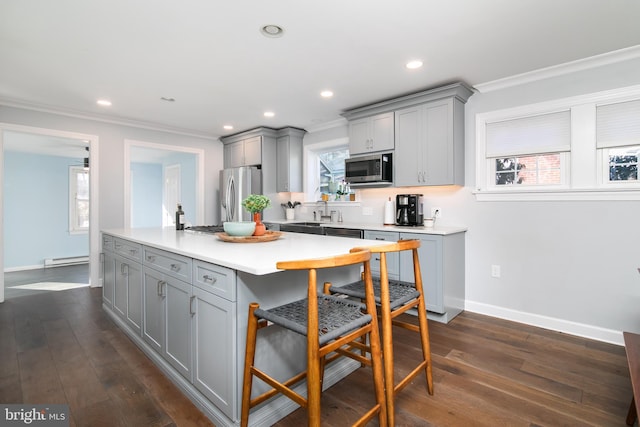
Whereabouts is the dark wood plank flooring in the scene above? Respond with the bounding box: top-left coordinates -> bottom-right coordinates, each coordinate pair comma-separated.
0,283 -> 632,426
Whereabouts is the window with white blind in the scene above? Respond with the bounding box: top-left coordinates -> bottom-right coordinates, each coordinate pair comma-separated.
596,99 -> 640,184
475,84 -> 640,201
485,111 -> 570,188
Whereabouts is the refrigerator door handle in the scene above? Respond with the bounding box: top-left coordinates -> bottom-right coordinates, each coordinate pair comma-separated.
228,175 -> 236,222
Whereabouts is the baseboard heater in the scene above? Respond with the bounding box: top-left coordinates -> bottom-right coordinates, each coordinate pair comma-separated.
44,256 -> 89,268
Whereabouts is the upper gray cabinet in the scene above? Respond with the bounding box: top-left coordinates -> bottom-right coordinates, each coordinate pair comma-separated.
343,82 -> 474,186
221,129 -> 278,168
276,128 -> 306,192
347,112 -> 394,155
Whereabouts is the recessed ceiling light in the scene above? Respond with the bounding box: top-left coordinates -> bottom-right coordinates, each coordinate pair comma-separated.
320,90 -> 334,98
406,60 -> 423,70
96,99 -> 112,107
260,25 -> 284,38
223,125 -> 234,130
264,111 -> 275,118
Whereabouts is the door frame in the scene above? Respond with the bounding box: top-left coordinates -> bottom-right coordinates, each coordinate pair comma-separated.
0,123 -> 100,303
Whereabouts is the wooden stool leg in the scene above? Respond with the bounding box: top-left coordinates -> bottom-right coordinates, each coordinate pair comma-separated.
416,292 -> 434,395
626,395 -> 637,426
240,303 -> 260,427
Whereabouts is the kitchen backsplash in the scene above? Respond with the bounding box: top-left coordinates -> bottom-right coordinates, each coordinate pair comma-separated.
264,186 -> 466,226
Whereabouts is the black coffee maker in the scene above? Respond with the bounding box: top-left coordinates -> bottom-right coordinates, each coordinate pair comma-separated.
396,194 -> 424,226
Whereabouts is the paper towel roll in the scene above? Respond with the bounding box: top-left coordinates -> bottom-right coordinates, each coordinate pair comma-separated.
383,197 -> 395,225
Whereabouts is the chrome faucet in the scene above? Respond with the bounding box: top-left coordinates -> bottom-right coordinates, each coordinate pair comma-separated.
317,201 -> 332,222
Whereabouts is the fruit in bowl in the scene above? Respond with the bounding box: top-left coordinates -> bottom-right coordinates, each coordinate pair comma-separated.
223,221 -> 256,237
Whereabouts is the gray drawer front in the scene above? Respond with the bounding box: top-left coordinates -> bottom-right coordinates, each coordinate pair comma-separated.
364,230 -> 400,279
102,234 -> 115,252
143,246 -> 192,282
113,238 -> 142,262
193,260 -> 236,302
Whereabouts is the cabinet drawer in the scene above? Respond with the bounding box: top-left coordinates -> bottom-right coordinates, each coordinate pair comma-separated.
364,231 -> 400,279
193,260 -> 236,302
113,238 -> 142,262
102,234 -> 115,252
143,246 -> 192,282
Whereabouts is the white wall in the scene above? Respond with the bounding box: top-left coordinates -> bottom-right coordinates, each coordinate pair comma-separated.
301,57 -> 640,344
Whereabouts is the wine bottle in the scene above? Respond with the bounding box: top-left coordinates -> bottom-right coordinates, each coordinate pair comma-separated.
176,203 -> 185,230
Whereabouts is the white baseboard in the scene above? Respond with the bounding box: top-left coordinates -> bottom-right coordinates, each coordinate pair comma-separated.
4,264 -> 45,273
464,300 -> 623,346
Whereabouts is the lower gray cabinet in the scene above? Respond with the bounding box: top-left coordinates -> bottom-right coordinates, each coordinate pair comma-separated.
399,232 -> 465,320
364,230 -> 400,280
192,286 -> 237,420
102,251 -> 116,308
113,255 -> 143,335
142,266 -> 193,382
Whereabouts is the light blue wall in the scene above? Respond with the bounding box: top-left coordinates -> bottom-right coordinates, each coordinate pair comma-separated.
131,162 -> 163,227
130,153 -> 198,228
3,151 -> 89,269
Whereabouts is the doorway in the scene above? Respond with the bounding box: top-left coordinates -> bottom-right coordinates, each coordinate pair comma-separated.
0,124 -> 100,303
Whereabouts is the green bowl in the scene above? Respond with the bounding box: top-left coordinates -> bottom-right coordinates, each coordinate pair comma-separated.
223,221 -> 256,237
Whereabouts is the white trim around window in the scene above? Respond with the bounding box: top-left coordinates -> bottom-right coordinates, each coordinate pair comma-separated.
475,84 -> 640,201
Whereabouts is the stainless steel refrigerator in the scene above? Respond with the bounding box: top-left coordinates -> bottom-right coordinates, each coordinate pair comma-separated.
220,166 -> 262,222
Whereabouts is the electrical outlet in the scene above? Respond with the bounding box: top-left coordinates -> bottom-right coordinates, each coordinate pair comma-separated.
491,265 -> 501,278
362,207 -> 373,216
431,207 -> 441,218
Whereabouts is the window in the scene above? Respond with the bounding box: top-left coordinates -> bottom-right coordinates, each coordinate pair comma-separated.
485,110 -> 570,189
494,154 -> 563,186
70,166 -> 89,233
318,148 -> 349,194
304,138 -> 351,202
476,84 -> 640,200
597,99 -> 640,184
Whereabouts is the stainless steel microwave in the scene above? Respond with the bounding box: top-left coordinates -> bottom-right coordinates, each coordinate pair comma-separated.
345,153 -> 393,186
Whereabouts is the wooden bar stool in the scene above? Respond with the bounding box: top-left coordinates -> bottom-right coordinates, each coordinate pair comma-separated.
324,240 -> 434,426
240,248 -> 387,427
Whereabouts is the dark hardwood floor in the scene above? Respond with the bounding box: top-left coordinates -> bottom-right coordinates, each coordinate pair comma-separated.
0,279 -> 633,426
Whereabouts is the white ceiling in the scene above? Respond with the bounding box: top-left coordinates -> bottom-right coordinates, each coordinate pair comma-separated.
2,0 -> 640,139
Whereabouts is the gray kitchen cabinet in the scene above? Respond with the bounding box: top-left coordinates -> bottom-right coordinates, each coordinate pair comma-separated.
142,266 -> 193,381
348,112 -> 394,155
276,128 -> 306,192
164,275 -> 193,382
225,136 -> 262,168
363,230 -> 400,280
395,97 -> 465,186
113,255 -> 143,336
142,246 -> 194,382
101,234 -> 115,307
192,285 -> 237,420
399,232 -> 465,323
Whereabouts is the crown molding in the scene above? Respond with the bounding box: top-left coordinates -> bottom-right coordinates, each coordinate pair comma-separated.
304,117 -> 347,133
474,45 -> 640,94
0,97 -> 218,140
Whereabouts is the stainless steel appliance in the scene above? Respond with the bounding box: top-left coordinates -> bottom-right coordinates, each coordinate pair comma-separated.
396,194 -> 423,226
220,166 -> 262,222
345,153 -> 393,186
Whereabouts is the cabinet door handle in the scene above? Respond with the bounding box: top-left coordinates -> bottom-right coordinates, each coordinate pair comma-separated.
203,274 -> 217,284
190,296 -> 196,316
100,253 -> 104,263
375,237 -> 385,240
121,263 -> 129,275
146,255 -> 156,262
129,249 -> 138,255
170,263 -> 181,272
157,280 -> 166,297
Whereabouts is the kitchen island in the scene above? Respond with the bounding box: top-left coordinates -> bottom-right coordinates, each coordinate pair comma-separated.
101,228 -> 392,427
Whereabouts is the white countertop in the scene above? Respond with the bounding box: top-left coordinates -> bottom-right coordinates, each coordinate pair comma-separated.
265,220 -> 467,236
103,227 -> 393,276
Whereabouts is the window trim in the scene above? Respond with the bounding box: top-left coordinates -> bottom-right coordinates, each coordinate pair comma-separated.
69,165 -> 89,234
475,83 -> 640,201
